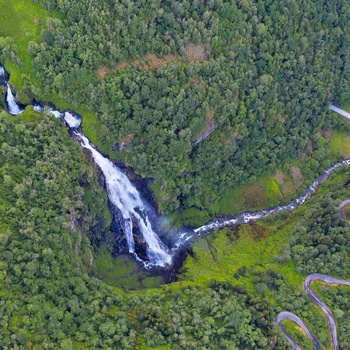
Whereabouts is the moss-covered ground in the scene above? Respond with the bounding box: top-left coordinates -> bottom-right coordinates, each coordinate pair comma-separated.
92,247 -> 163,290
329,131 -> 350,158
0,0 -> 62,84
178,216 -> 304,293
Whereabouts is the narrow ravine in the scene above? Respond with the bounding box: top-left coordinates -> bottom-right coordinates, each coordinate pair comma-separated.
75,131 -> 172,267
174,158 -> 350,245
2,63 -> 350,270
276,274 -> 350,350
3,63 -> 350,346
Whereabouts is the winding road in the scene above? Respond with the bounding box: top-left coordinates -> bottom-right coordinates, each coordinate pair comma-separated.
338,199 -> 350,222
276,274 -> 350,349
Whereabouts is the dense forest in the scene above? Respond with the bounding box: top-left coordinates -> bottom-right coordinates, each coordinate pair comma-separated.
1,109 -> 350,348
16,0 -> 350,220
0,110 -> 289,348
2,0 -> 350,348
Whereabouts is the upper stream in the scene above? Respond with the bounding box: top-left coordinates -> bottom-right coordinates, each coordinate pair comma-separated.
2,63 -> 350,270
76,132 -> 172,267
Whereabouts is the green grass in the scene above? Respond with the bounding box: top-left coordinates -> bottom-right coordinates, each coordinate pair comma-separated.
216,171 -> 297,217
217,187 -> 243,214
282,320 -> 315,350
264,177 -> 283,204
0,0 -> 63,83
179,215 -> 305,294
93,247 -> 136,287
329,131 -> 350,158
181,207 -> 211,226
92,247 -> 164,290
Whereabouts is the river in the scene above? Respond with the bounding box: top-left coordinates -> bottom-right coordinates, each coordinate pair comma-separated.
3,63 -> 350,347
2,63 -> 350,269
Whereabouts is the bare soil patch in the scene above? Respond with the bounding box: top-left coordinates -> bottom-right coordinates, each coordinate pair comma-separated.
99,53 -> 179,78
320,129 -> 333,139
291,166 -> 303,185
97,65 -> 109,79
250,223 -> 267,242
134,53 -> 178,70
184,43 -> 211,62
243,180 -> 266,208
98,43 -> 211,79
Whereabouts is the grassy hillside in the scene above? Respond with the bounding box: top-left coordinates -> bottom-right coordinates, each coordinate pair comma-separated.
0,0 -> 62,83
1,1 -> 350,348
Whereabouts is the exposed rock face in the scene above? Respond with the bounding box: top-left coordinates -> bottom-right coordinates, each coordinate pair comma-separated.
107,204 -> 150,262
108,206 -> 129,254
0,64 -> 9,86
163,245 -> 193,283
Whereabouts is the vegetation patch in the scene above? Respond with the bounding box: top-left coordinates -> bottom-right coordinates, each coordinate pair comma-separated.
179,219 -> 303,292
99,53 -> 180,77
341,204 -> 350,223
184,43 -> 211,62
102,42 -> 210,75
181,207 -> 211,227
282,320 -> 315,350
329,131 -> 350,158
242,180 -> 266,208
0,0 -> 62,83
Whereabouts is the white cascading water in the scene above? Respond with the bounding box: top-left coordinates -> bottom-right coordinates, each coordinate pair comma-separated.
75,132 -> 172,267
33,104 -> 44,112
48,109 -> 82,129
6,84 -> 24,115
3,61 -> 350,267
64,111 -> 81,129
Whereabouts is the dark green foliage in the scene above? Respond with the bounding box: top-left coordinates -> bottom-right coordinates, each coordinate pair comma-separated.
0,109 -> 290,348
27,0 -> 350,221
288,193 -> 350,275
129,283 -> 283,349
0,36 -> 22,66
0,110 -> 135,349
2,0 -> 350,348
316,285 -> 350,348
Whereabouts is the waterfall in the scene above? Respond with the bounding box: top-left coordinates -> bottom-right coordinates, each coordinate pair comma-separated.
33,103 -> 44,112
75,132 -> 172,267
64,111 -> 81,129
0,66 -> 5,79
3,62 -> 350,269
6,84 -> 24,115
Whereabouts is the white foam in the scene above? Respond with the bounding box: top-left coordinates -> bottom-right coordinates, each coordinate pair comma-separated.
64,111 -> 81,129
6,84 -> 24,115
76,132 -> 172,267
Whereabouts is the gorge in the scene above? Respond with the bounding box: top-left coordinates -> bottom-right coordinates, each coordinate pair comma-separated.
2,62 -> 350,269
3,62 -> 350,348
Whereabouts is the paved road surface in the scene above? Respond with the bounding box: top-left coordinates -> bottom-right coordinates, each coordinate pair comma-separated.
275,311 -> 321,350
329,105 -> 350,120
276,274 -> 350,349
